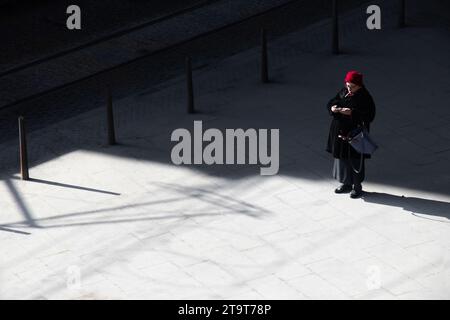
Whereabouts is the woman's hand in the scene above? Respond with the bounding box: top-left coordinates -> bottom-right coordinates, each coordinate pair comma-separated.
339,108 -> 352,116
331,105 -> 341,113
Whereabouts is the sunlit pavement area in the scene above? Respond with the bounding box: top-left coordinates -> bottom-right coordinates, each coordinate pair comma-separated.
1,1 -> 449,299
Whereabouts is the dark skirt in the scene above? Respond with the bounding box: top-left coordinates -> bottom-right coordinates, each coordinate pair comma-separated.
333,157 -> 365,189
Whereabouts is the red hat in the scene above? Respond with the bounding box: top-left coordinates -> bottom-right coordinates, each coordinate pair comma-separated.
344,71 -> 363,86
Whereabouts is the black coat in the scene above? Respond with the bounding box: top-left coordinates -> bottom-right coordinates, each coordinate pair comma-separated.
326,86 -> 376,159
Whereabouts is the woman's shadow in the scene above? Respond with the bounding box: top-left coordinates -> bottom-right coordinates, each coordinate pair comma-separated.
362,192 -> 450,222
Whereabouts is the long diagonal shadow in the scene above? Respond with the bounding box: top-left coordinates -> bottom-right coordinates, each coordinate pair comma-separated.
362,192 -> 450,222
0,197 -> 186,229
0,226 -> 31,235
0,183 -> 269,230
2,211 -> 244,229
154,182 -> 270,217
4,179 -> 40,228
1,177 -> 119,233
11,176 -> 121,196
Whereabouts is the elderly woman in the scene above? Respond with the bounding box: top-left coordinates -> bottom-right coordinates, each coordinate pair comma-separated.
326,71 -> 376,198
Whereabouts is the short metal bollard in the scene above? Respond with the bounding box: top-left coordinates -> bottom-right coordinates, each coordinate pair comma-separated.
18,116 -> 29,180
186,56 -> 195,114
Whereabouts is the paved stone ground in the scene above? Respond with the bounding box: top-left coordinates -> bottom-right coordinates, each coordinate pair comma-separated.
0,0 -> 365,144
0,0 -> 306,108
0,0 -> 209,72
0,1 -> 449,299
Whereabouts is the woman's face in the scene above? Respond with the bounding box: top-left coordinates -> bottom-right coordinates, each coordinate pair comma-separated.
346,82 -> 361,94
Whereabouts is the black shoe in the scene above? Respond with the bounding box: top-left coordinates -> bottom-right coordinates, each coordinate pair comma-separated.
350,189 -> 363,199
335,184 -> 352,194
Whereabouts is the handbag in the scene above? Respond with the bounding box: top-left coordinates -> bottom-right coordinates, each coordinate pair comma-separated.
348,126 -> 378,155
347,123 -> 378,173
